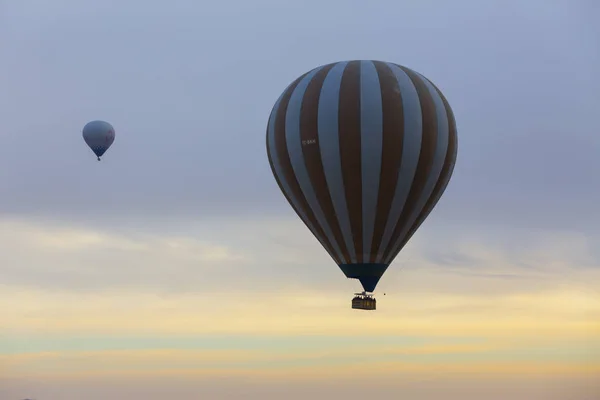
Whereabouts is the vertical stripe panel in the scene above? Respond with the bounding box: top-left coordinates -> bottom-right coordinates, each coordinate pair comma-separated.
317,61 -> 357,263
369,62 -> 406,263
359,60 -> 384,262
286,67 -> 345,262
383,70 -> 450,264
379,66 -> 438,259
272,72 -> 342,265
338,61 -> 363,262
390,82 -> 458,260
374,63 -> 423,263
267,90 -> 334,259
299,63 -> 351,263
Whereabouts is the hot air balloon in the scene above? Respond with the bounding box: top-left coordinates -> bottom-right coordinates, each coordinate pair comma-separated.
82,120 -> 115,161
266,60 -> 457,310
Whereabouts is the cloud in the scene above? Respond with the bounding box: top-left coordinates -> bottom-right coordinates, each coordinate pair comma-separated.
2,340 -> 598,381
0,217 -> 247,292
414,226 -> 600,273
1,279 -> 598,339
0,343 -> 498,373
1,215 -> 599,297
3,373 -> 599,400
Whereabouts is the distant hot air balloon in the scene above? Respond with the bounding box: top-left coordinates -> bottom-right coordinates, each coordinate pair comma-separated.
82,120 -> 115,161
266,60 -> 457,310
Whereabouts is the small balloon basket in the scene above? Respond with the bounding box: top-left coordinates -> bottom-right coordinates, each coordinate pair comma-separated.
352,292 -> 376,310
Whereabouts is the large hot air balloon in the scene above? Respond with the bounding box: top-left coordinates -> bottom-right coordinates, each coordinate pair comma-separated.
82,120 -> 115,161
266,60 -> 457,310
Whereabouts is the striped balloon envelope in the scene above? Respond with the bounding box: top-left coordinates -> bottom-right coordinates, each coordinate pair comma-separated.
266,60 -> 457,297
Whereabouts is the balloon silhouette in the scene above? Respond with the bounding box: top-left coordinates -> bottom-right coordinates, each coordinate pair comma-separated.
83,120 -> 115,161
266,60 -> 457,307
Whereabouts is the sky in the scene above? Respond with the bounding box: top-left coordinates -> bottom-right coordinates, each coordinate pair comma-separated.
1,0 -> 599,399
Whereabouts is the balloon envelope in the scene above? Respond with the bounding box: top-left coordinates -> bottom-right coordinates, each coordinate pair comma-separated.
266,60 -> 457,292
82,120 -> 115,159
